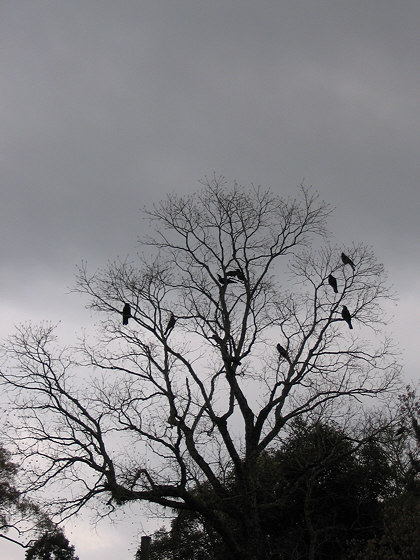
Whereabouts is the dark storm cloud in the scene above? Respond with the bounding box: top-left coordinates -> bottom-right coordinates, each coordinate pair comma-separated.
1,2 -> 420,558
1,1 -> 419,267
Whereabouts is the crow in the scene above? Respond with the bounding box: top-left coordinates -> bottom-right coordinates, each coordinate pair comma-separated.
217,274 -> 237,285
226,268 -> 245,281
165,313 -> 176,335
210,334 -> 223,344
222,355 -> 242,367
236,270 -> 245,281
122,303 -> 131,325
211,336 -> 241,365
341,306 -> 353,329
229,357 -> 242,366
328,274 -> 338,293
341,252 -> 356,270
276,343 -> 290,361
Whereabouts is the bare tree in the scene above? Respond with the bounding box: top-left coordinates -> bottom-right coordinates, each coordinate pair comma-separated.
1,178 -> 400,560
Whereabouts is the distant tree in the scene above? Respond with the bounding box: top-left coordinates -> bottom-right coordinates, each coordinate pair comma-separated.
1,178 -> 400,560
24,529 -> 78,560
0,443 -> 50,548
343,387 -> 420,560
346,491 -> 420,560
147,516 -> 219,560
263,419 -> 397,559
399,386 -> 420,479
148,419 -> 399,560
25,529 -> 78,560
0,442 -> 76,555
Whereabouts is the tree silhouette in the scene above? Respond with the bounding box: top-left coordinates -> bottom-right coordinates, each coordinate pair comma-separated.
148,419 -> 400,560
0,444 -> 54,549
1,178 -> 399,560
25,529 -> 78,560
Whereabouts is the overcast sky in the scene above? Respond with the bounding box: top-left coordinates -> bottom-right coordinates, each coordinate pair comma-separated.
1,1 -> 420,559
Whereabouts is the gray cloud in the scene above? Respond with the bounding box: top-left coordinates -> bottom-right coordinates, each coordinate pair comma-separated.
1,1 -> 419,558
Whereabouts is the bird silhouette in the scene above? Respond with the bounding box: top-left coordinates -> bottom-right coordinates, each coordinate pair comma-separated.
211,336 -> 241,365
341,252 -> 356,270
210,334 -> 223,344
165,313 -> 176,334
228,357 -> 242,366
328,274 -> 338,293
236,270 -> 245,281
276,343 -> 290,360
122,303 -> 131,325
226,268 -> 245,281
217,274 -> 237,285
341,306 -> 353,329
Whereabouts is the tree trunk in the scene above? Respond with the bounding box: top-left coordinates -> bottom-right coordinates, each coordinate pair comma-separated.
238,463 -> 272,560
139,535 -> 151,560
241,516 -> 271,560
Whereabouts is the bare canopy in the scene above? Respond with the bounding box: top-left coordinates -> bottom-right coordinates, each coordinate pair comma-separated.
0,178 -> 399,560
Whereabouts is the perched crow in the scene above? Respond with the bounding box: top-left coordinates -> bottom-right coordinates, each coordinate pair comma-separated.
341,252 -> 356,270
229,357 -> 242,366
165,313 -> 176,335
122,303 -> 131,325
210,336 -> 241,365
328,274 -> 338,293
226,268 -> 245,281
217,274 -> 236,285
210,334 -> 223,344
341,306 -> 353,329
222,355 -> 242,366
276,343 -> 290,360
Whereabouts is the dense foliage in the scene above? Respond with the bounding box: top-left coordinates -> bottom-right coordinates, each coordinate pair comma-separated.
148,419 -> 419,560
25,530 -> 79,560
0,443 -> 49,548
